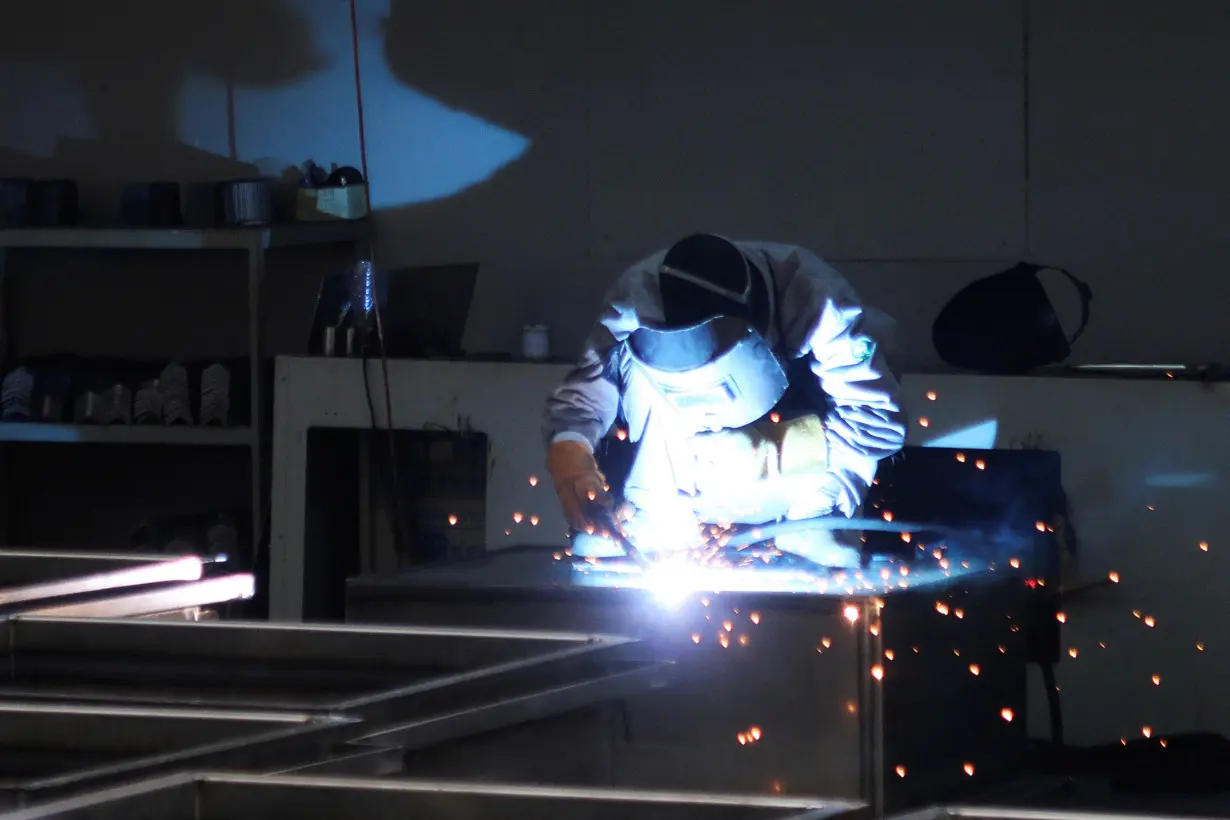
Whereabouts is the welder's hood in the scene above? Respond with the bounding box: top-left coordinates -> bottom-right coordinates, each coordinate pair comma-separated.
628,314 -> 787,432
932,262 -> 1093,374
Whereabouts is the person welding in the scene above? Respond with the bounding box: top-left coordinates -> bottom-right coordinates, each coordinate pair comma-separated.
543,234 -> 906,567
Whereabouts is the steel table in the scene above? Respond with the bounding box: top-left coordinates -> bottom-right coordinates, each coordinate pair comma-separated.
347,547 -> 1032,814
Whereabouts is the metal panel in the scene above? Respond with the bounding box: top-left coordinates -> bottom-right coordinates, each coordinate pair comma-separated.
0,703 -> 354,809
0,616 -> 652,726
0,773 -> 869,820
347,549 -> 1029,813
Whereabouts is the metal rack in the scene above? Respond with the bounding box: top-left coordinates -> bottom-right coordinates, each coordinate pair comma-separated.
0,221 -> 372,558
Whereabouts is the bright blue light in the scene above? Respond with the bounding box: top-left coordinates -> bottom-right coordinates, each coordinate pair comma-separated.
920,419 -> 999,449
173,0 -> 530,210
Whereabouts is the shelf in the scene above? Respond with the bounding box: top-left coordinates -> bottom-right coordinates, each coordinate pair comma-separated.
0,220 -> 371,252
0,423 -> 252,446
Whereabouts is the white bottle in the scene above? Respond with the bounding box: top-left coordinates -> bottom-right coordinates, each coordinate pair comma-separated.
522,325 -> 550,360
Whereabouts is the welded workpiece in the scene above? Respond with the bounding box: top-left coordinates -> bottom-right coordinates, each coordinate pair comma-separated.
0,551 -> 206,614
0,772 -> 871,820
348,547 -> 1030,814
0,617 -> 654,728
0,702 -> 354,809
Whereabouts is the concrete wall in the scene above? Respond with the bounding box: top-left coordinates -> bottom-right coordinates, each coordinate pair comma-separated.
2,0 -> 1226,367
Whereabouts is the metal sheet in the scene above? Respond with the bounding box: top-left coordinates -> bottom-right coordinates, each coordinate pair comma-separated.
0,703 -> 355,809
0,772 -> 870,820
0,616 -> 654,727
0,551 -> 206,612
346,548 -> 1030,814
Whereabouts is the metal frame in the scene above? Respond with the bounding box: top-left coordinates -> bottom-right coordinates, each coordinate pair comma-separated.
0,772 -> 870,820
0,702 -> 356,808
0,616 -> 649,723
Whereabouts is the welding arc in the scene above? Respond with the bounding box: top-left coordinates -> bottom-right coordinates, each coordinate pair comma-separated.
717,516 -> 937,551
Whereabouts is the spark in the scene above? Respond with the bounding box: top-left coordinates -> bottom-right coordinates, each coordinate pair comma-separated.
616,428 -> 628,441
1068,647 -> 1079,658
447,514 -> 458,526
896,765 -> 908,777
883,511 -> 894,522
956,452 -> 966,463
749,612 -> 761,624
954,608 -> 965,619
1108,571 -> 1120,583
975,459 -> 986,470
1142,726 -> 1152,739
843,605 -> 861,624
1009,557 -> 1021,569
528,475 -> 539,487
1144,615 -> 1156,628
1056,612 -> 1067,623
512,512 -> 523,524
1035,520 -> 1047,532
926,390 -> 938,401
1199,541 -> 1210,552
1001,708 -> 1014,722
1151,674 -> 1161,686
690,633 -> 701,644
871,664 -> 884,681
1197,642 -> 1206,651
918,417 -> 930,428
968,664 -> 981,676
884,649 -> 895,661
935,601 -> 950,616
963,763 -> 975,776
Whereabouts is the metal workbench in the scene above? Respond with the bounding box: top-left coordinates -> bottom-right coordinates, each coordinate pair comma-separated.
0,772 -> 869,820
346,547 -> 1031,815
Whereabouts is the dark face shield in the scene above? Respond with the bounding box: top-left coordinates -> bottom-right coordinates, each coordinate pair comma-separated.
628,315 -> 787,432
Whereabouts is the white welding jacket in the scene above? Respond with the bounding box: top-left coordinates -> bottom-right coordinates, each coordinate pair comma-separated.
543,241 -> 906,525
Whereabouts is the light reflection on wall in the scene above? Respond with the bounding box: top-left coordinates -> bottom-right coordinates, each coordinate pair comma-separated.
173,0 -> 531,208
919,419 -> 999,450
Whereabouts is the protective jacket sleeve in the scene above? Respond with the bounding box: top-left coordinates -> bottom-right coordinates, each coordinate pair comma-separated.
773,248 -> 906,515
542,260 -> 664,450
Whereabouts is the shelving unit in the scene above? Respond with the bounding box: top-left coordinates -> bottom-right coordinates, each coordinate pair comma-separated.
0,221 -> 372,559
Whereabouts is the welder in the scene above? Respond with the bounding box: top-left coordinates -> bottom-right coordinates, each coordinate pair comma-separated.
543,234 -> 906,567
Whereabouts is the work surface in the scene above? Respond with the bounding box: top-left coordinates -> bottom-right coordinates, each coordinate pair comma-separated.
348,542 -> 999,601
348,546 -> 1031,808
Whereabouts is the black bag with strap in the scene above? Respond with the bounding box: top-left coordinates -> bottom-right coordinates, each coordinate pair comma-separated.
932,262 -> 1093,374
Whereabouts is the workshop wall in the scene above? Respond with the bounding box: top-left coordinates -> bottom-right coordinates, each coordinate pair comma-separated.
1,0 -> 1227,367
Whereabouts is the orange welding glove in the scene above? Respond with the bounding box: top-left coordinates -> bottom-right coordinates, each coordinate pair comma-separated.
547,439 -> 611,530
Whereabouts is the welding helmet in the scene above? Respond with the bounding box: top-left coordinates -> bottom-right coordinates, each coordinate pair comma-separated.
628,234 -> 787,430
932,262 -> 1093,374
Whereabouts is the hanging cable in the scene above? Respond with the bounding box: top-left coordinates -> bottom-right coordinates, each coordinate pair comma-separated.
349,0 -> 412,566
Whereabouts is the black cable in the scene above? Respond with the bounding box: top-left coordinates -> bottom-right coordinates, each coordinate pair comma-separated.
365,299 -> 411,567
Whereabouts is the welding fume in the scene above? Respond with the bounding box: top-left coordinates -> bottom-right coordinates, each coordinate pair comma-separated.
543,234 -> 908,576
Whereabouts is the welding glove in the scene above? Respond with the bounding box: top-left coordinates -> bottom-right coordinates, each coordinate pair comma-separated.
547,439 -> 610,530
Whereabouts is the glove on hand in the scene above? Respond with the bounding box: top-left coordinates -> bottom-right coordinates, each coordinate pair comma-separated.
547,440 -> 610,530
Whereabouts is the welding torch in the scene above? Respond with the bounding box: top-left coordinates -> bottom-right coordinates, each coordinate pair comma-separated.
574,503 -> 652,570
